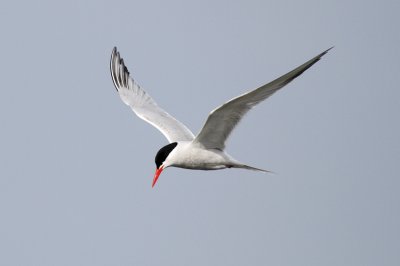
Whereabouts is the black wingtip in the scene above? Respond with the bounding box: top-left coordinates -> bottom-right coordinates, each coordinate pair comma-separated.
321,46 -> 334,57
110,46 -> 132,92
276,46 -> 333,86
110,46 -> 121,91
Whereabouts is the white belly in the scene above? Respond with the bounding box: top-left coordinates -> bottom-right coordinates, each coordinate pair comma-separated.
166,142 -> 236,170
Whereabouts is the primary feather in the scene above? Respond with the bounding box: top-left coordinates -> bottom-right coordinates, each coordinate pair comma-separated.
193,47 -> 333,150
110,47 -> 195,143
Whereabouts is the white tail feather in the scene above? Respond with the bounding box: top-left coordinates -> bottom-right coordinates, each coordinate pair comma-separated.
234,164 -> 274,173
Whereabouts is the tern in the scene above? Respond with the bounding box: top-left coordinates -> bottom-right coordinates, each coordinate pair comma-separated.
110,47 -> 332,187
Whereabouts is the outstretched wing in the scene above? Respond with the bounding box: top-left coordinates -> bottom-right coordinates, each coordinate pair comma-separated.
193,47 -> 332,150
110,47 -> 195,143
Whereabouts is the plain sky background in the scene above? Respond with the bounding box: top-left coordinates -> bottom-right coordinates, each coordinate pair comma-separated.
1,0 -> 399,265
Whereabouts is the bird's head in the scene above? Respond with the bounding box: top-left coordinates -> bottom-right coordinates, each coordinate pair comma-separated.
153,142 -> 178,187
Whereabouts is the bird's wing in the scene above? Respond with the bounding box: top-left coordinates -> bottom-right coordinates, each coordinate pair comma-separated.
110,47 -> 195,143
193,47 -> 332,150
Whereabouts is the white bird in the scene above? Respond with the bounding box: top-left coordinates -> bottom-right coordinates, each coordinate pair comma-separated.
110,47 -> 332,187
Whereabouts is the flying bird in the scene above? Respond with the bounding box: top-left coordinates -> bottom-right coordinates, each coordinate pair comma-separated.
110,47 -> 332,187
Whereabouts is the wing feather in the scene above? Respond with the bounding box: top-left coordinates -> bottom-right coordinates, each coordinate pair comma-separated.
193,47 -> 332,149
110,47 -> 195,142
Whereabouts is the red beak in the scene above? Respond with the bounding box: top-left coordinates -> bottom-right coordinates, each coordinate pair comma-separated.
152,166 -> 164,188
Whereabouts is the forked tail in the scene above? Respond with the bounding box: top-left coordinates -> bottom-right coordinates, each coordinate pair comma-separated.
234,163 -> 274,173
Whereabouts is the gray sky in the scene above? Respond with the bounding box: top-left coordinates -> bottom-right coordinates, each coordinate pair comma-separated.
0,0 -> 399,265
